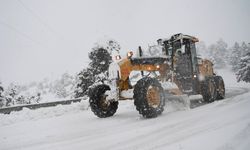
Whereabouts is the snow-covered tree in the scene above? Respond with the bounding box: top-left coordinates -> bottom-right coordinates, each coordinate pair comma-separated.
0,83 -> 43,106
75,40 -> 120,98
0,82 -> 3,97
196,41 -> 209,58
230,42 -> 250,72
89,47 -> 112,75
36,79 -> 50,95
75,68 -> 95,98
4,83 -> 21,106
51,73 -> 76,98
208,39 -> 228,68
230,42 -> 241,71
26,93 -> 41,104
236,52 -> 250,82
92,39 -> 121,57
0,82 -> 5,107
241,42 -> 249,57
106,40 -> 121,54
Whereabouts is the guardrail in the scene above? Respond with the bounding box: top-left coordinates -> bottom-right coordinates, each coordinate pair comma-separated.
0,98 -> 84,114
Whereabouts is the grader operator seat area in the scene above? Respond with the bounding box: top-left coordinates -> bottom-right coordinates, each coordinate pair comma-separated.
175,43 -> 193,92
163,33 -> 199,94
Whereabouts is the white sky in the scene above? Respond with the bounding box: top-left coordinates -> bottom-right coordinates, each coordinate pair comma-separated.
0,0 -> 250,86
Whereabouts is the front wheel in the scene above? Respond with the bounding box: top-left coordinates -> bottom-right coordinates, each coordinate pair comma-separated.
88,84 -> 118,118
133,77 -> 165,118
214,76 -> 225,100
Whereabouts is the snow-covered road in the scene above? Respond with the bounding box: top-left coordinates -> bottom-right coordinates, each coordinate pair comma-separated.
1,86 -> 250,150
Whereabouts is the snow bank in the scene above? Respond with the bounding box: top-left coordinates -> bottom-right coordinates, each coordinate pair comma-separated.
0,100 -> 89,126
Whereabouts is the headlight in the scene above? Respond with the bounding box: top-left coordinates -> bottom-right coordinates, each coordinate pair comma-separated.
156,65 -> 160,69
115,55 -> 121,60
127,51 -> 133,58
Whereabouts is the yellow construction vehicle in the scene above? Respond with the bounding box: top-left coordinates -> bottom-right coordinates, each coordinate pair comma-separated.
88,33 -> 225,118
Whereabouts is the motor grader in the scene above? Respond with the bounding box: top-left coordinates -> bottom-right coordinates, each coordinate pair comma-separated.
88,33 -> 225,118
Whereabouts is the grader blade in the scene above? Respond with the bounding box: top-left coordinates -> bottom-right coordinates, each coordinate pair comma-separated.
164,93 -> 203,111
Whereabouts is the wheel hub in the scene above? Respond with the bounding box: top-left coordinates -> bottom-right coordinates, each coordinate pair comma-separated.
99,95 -> 110,110
146,86 -> 161,108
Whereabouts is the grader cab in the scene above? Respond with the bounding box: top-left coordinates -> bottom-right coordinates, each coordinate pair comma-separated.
88,33 -> 225,118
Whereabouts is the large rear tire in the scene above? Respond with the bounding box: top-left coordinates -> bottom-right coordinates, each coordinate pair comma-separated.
214,76 -> 225,100
201,77 -> 217,103
88,84 -> 118,118
134,77 -> 165,118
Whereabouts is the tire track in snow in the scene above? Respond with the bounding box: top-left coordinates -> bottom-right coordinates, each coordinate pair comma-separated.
225,87 -> 249,99
102,87 -> 250,150
100,86 -> 250,149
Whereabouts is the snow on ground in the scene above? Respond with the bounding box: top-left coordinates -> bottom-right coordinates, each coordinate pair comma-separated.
0,68 -> 250,150
0,100 -> 89,126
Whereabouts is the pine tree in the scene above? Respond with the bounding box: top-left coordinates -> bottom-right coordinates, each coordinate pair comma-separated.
196,41 -> 209,58
75,68 -> 95,98
236,52 -> 250,83
75,48 -> 112,98
208,39 -> 228,68
0,82 -> 3,96
52,73 -> 76,98
74,39 -> 120,98
241,42 -> 248,57
89,47 -> 112,75
4,83 -> 20,106
0,82 -> 4,107
230,42 -> 241,72
106,40 -> 121,54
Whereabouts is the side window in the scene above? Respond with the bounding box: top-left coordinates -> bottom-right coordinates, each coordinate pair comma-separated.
190,42 -> 198,73
168,47 -> 172,56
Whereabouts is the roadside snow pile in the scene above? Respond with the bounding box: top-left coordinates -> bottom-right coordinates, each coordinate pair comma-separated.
0,100 -> 89,126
